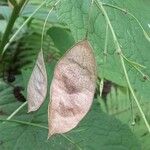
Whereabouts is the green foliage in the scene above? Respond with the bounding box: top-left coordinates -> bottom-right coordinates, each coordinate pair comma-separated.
0,78 -> 140,149
47,27 -> 75,54
99,86 -> 150,150
0,0 -> 150,149
57,0 -> 150,100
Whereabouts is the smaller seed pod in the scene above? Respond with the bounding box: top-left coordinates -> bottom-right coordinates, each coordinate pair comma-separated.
27,51 -> 47,112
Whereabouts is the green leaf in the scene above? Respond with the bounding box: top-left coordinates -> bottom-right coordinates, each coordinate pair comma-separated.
0,67 -> 140,149
99,86 -> 150,150
47,27 -> 75,54
57,0 -> 150,101
0,21 -> 7,35
0,6 -> 12,20
0,92 -> 140,150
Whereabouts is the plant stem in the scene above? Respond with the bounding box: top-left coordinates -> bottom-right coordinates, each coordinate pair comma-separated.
0,0 -> 27,55
119,56 -> 150,131
0,117 -> 48,129
1,0 -> 47,57
85,0 -> 94,38
6,101 -> 27,120
121,54 -> 149,80
104,23 -> 108,61
121,54 -> 146,69
95,0 -> 150,133
99,78 -> 104,97
41,0 -> 61,50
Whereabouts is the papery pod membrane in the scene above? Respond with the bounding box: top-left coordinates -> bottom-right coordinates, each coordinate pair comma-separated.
27,50 -> 47,112
48,40 -> 96,137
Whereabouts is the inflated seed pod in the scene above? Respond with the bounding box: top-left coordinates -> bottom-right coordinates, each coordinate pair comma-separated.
48,40 -> 97,137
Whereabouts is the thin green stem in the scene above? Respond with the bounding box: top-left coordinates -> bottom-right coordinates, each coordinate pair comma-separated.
121,54 -> 146,69
6,101 -> 27,120
102,3 -> 150,42
0,118 -> 48,129
127,87 -> 135,126
119,56 -> 150,131
133,66 -> 149,81
99,78 -> 104,97
40,9 -> 53,50
0,0 -> 27,55
104,23 -> 108,62
122,54 -> 149,80
85,0 -> 94,38
60,134 -> 82,150
1,0 -> 47,56
41,0 -> 61,50
95,0 -> 150,133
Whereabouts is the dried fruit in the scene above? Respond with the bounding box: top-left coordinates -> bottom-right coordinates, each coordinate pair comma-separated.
27,51 -> 47,112
48,40 -> 96,137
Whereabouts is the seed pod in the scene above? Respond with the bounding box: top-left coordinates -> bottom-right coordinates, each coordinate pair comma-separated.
27,51 -> 47,112
48,40 -> 96,137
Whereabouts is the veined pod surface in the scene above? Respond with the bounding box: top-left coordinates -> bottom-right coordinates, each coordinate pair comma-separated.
48,40 -> 97,137
27,51 -> 47,112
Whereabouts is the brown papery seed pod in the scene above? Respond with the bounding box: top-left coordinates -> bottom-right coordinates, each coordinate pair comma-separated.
27,51 -> 47,112
48,40 -> 97,137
